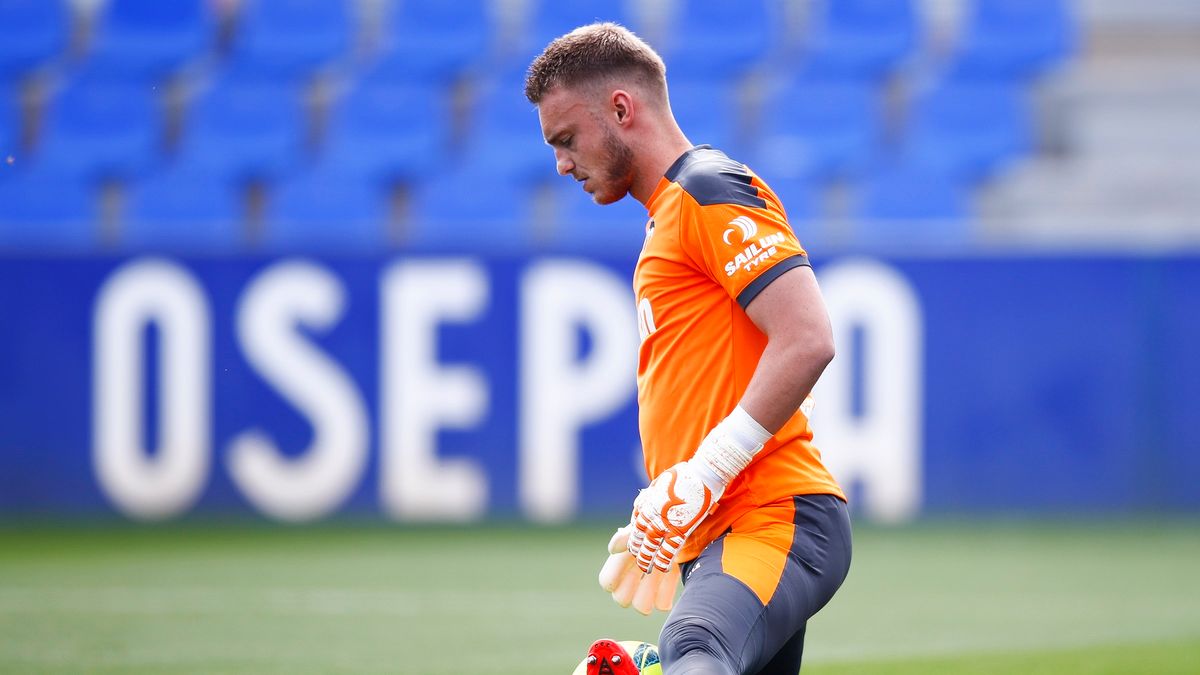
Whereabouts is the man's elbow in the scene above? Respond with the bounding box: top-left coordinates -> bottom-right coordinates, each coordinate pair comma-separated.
811,334 -> 836,370
787,330 -> 835,371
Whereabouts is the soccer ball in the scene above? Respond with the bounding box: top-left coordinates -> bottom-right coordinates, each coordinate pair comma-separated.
571,639 -> 662,675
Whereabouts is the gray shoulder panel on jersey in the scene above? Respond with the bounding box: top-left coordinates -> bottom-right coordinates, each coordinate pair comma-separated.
664,145 -> 767,209
736,254 -> 811,310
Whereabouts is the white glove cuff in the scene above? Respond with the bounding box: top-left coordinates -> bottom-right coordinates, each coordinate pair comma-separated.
693,406 -> 772,489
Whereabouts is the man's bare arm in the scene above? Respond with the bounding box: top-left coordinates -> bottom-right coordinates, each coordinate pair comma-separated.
740,265 -> 835,433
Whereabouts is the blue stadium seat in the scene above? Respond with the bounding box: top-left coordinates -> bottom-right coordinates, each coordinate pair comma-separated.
552,179 -> 649,253
854,166 -> 971,221
121,168 -> 243,251
850,165 -> 972,247
262,167 -> 390,252
369,0 -> 489,84
176,77 -> 305,181
38,76 -> 161,179
660,0 -> 773,81
526,0 -> 638,51
495,0 -> 638,84
901,81 -> 1032,180
227,0 -> 353,81
751,172 -> 827,250
0,88 -> 17,157
406,168 -> 538,252
670,81 -> 740,156
759,174 -> 819,229
751,79 -> 882,182
0,0 -> 69,83
323,78 -> 448,185
0,166 -> 97,250
947,0 -> 1077,82
462,79 -> 556,184
86,0 -> 215,82
800,0 -> 919,80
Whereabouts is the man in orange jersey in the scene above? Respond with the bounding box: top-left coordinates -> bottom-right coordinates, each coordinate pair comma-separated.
526,23 -> 851,674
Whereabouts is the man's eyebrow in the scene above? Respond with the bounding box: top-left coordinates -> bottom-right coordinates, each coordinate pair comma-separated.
544,127 -> 572,146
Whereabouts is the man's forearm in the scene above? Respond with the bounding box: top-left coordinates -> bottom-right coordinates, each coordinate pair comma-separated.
737,336 -> 834,434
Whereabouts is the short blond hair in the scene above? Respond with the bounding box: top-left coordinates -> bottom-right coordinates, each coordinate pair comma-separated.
524,22 -> 667,104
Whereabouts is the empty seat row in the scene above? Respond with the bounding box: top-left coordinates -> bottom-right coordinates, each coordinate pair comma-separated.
1,72 -> 1034,188
752,78 -> 1032,182
0,160 -> 973,253
0,0 -> 1076,88
0,0 -> 1075,255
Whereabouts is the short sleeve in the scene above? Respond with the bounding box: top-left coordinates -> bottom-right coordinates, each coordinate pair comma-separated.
678,196 -> 810,309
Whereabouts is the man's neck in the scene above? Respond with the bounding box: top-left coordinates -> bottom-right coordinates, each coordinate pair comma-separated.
629,126 -> 694,207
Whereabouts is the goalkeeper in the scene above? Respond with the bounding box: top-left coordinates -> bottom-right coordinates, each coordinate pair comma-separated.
526,23 -> 852,675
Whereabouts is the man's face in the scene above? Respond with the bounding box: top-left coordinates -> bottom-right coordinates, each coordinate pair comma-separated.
537,86 -> 635,205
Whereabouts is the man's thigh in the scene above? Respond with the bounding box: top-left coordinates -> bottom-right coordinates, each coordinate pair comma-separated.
660,495 -> 852,674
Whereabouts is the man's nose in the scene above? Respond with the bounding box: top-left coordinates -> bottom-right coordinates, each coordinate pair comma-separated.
554,149 -> 574,176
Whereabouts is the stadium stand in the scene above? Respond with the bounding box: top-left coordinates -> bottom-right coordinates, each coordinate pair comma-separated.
3,0 -> 1142,254
37,75 -> 161,179
499,0 -> 641,85
261,166 -> 391,252
226,0 -> 354,81
751,78 -> 883,182
0,87 -> 16,156
901,80 -> 1033,181
84,0 -> 216,82
552,180 -> 650,253
120,167 -> 244,251
462,76 -> 555,184
659,0 -> 774,82
669,80 -> 741,157
755,171 -> 824,250
798,0 -> 919,81
525,0 -> 640,54
322,78 -> 449,185
851,185 -> 972,249
979,3 -> 1200,245
764,173 -> 819,225
368,0 -> 491,84
0,0 -> 70,83
406,168 -> 539,252
0,166 -> 96,250
174,75 -> 306,181
944,0 -> 1077,82
852,165 -> 971,236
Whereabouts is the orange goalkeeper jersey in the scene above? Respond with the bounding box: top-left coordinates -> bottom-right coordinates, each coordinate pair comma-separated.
633,145 -> 845,564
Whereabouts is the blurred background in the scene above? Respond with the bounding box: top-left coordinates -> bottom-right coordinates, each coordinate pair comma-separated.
1,0 -> 1198,673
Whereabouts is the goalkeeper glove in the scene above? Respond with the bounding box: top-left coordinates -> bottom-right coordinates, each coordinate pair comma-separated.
597,525 -> 679,614
627,406 -> 771,574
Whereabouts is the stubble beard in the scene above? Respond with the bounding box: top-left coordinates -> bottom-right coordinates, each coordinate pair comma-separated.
592,129 -> 635,205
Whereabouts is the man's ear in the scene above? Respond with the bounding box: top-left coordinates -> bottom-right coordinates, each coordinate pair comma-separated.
612,90 -> 634,126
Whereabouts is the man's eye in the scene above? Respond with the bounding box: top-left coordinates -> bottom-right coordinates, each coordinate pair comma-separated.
562,137 -> 573,149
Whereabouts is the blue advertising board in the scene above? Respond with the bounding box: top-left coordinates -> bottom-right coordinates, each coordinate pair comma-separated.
1,253 -> 1198,522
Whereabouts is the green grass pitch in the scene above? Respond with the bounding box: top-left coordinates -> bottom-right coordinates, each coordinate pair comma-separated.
0,520 -> 1197,674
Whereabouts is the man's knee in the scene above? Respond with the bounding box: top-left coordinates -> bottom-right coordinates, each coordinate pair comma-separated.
659,616 -> 737,674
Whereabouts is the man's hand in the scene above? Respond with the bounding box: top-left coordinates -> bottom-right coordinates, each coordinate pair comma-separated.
626,407 -> 772,574
627,460 -> 723,573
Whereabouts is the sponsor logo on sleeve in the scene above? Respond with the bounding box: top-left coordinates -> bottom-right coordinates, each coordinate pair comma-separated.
722,216 -> 758,245
724,232 -> 787,277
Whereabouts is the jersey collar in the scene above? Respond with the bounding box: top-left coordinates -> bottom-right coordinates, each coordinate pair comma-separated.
647,144 -> 712,213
